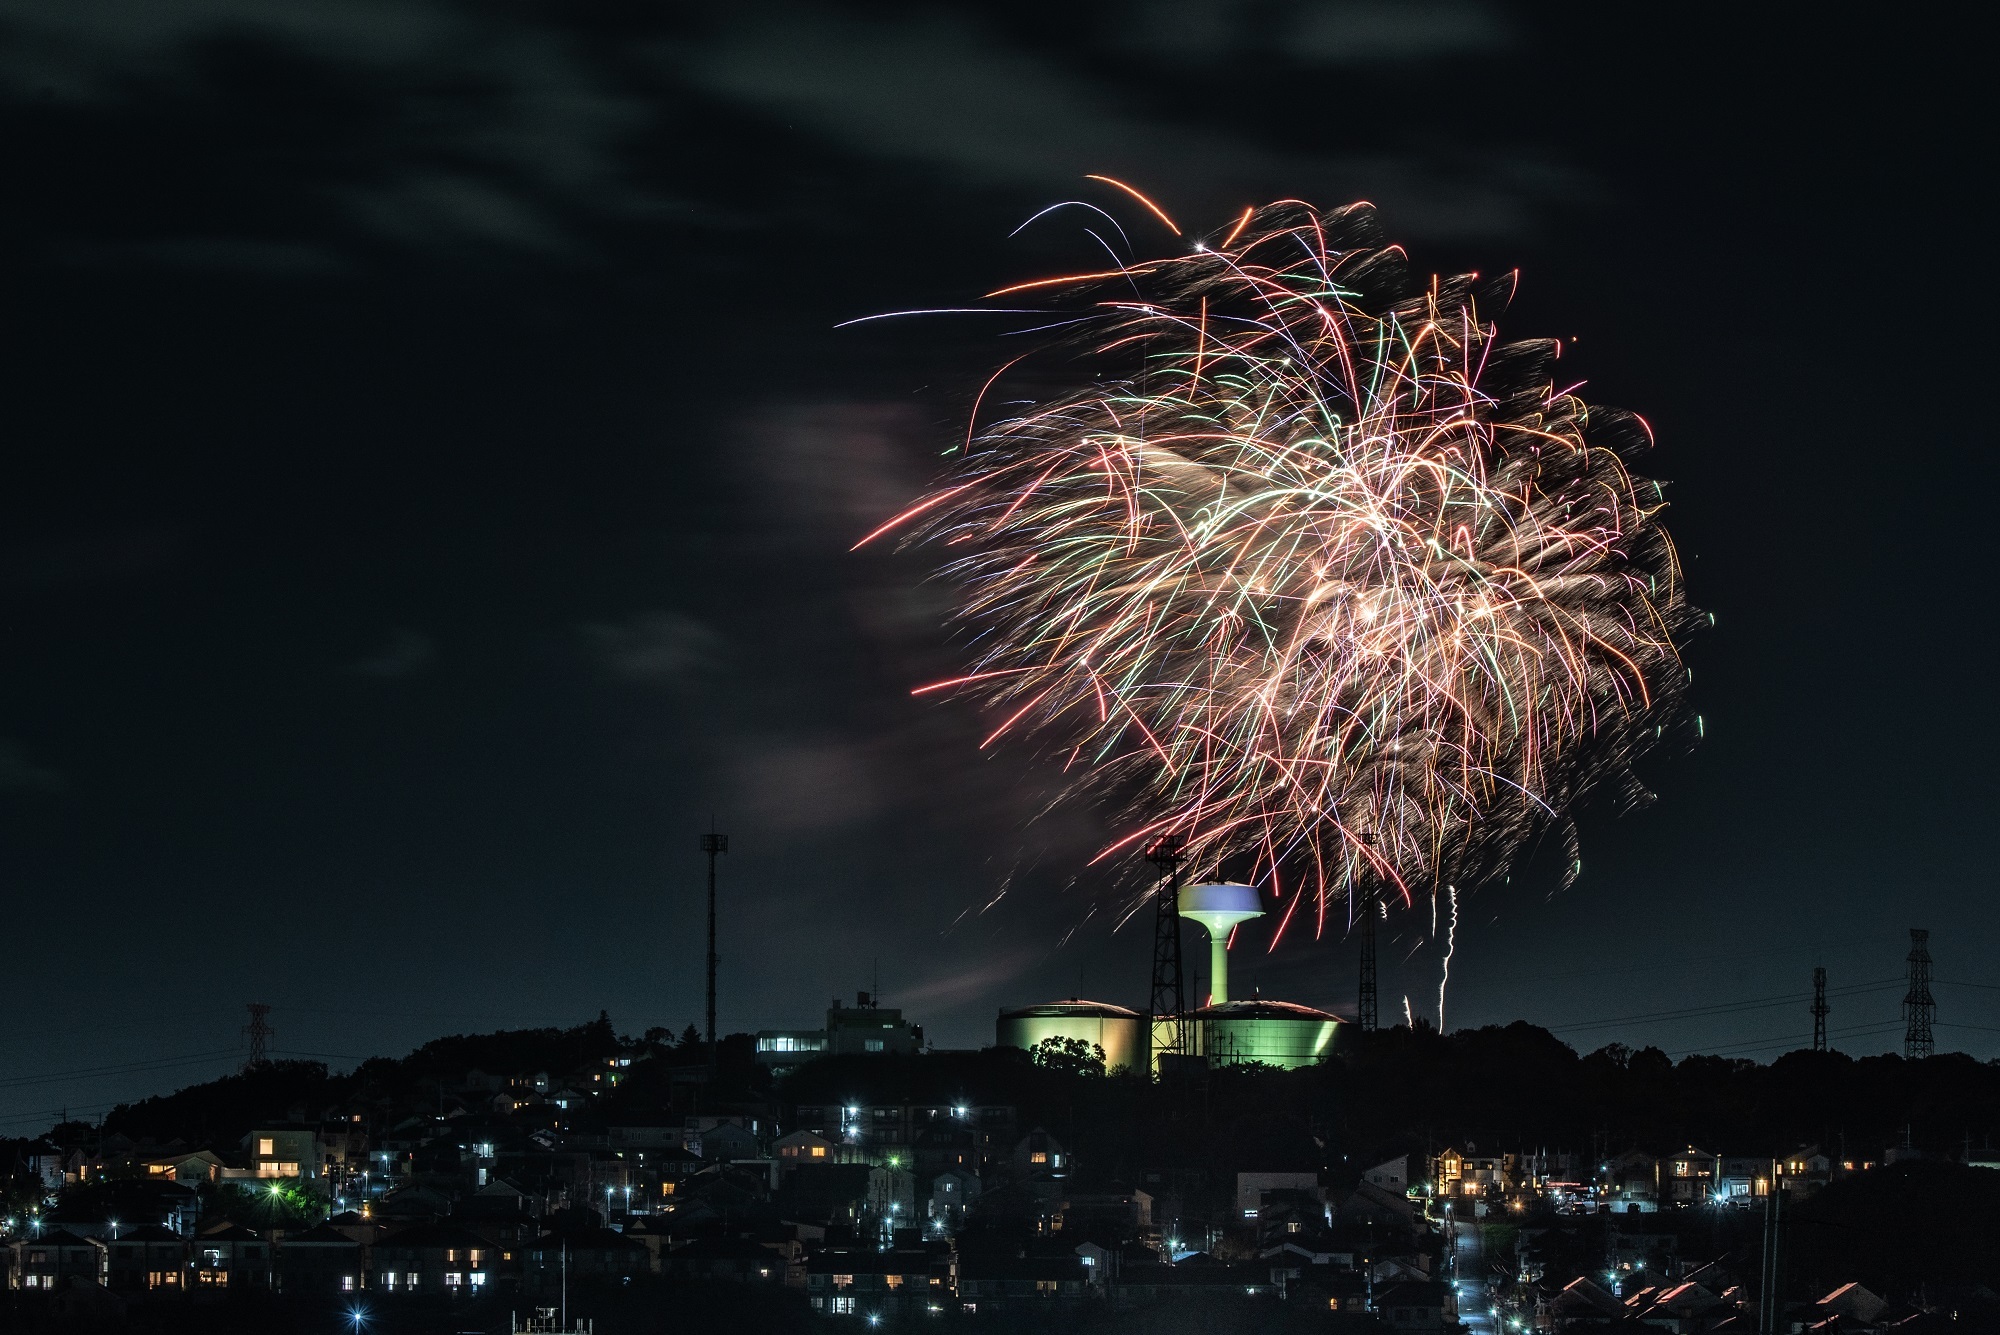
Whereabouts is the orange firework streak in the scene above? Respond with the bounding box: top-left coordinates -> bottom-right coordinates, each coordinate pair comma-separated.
875,196 -> 1697,937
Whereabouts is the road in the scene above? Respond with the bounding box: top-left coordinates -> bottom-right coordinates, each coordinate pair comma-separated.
1448,1209 -> 1498,1335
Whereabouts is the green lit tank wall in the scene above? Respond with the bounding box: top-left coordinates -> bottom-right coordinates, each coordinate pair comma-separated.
1199,1016 -> 1337,1069
996,1013 -> 1145,1074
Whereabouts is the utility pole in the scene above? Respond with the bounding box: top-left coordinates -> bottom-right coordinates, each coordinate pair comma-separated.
701,825 -> 729,1063
1810,967 -> 1828,1053
242,1003 -> 273,1071
1146,833 -> 1187,1067
1903,929 -> 1934,1060
1358,886 -> 1379,1033
1758,1183 -> 1784,1334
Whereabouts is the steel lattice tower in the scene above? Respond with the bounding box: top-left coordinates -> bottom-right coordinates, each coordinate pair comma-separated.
242,1003 -> 273,1071
702,825 -> 729,1058
1903,929 -> 1935,1060
1811,967 -> 1828,1052
1358,887 -> 1379,1033
1146,833 -> 1188,1063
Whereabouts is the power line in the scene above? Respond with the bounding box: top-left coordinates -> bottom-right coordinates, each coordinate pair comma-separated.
0,1050 -> 243,1092
1667,1020 -> 1905,1060
1546,979 -> 1903,1035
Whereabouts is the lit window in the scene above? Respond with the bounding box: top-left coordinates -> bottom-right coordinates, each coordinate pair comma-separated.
1030,1152 -> 1048,1165
831,1296 -> 856,1315
258,1139 -> 275,1157
885,1275 -> 903,1289
865,1039 -> 885,1053
446,1273 -> 463,1287
470,1272 -> 487,1287
811,1146 -> 827,1158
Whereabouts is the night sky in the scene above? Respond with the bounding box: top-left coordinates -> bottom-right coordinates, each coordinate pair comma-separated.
3,1 -> 1994,1130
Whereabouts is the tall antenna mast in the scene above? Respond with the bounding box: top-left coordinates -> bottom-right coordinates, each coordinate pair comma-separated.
242,1003 -> 273,1071
1810,967 -> 1828,1052
1903,928 -> 1934,1060
1358,887 -> 1379,1033
701,823 -> 729,1062
1145,833 -> 1188,1066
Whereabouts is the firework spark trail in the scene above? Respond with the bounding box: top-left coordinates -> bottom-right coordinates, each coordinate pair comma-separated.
872,194 -> 1697,937
1438,884 -> 1458,1030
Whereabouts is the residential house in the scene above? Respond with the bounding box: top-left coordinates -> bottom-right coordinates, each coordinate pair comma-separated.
1542,1276 -> 1625,1328
696,1121 -> 761,1163
10,1229 -> 104,1291
525,1227 -> 649,1290
956,1251 -> 1090,1311
1236,1171 -> 1320,1222
1112,1261 -> 1281,1306
805,1248 -> 946,1316
1061,1186 -> 1152,1235
774,1130 -> 838,1173
778,1163 -> 874,1227
1364,1155 -> 1409,1194
103,1225 -> 186,1293
372,1222 -> 496,1295
1606,1223 -> 1679,1286
1598,1150 -> 1660,1212
1815,1282 -> 1891,1327
20,1139 -> 68,1193
142,1149 -> 225,1186
1623,1280 -> 1733,1332
1661,1147 -> 1719,1205
1010,1129 -> 1067,1177
927,1168 -> 980,1233
1717,1155 -> 1774,1203
240,1126 -> 321,1181
1375,1280 -> 1453,1333
190,1224 -> 269,1290
790,1103 -> 1016,1173
662,1235 -> 786,1284
276,1223 -> 365,1295
1433,1149 -> 1505,1200
1775,1145 -> 1835,1197
865,1164 -> 917,1230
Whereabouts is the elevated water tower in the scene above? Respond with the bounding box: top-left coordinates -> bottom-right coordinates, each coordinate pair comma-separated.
1177,882 -> 1264,1004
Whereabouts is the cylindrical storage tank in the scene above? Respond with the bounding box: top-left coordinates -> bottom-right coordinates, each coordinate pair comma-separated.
1191,999 -> 1340,1069
997,999 -> 1146,1074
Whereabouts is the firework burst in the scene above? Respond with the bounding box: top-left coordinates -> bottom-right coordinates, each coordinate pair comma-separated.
867,193 -> 1696,935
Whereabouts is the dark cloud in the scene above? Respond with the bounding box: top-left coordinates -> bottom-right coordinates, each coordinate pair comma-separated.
1,528 -> 184,586
1121,0 -> 1509,65
673,1 -> 1566,238
580,611 -> 723,685
0,740 -> 64,793
0,0 -> 658,257
728,736 -> 883,838
344,630 -> 438,680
